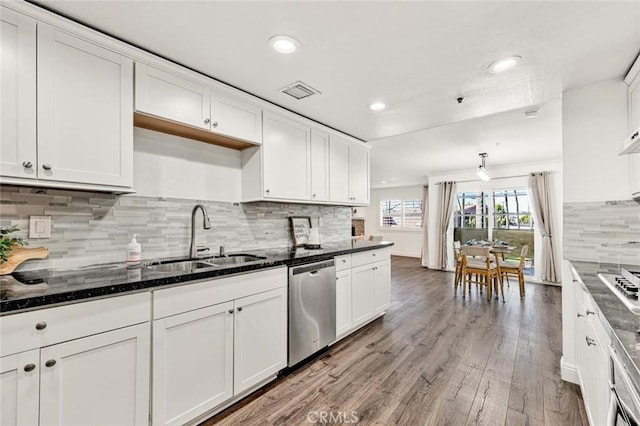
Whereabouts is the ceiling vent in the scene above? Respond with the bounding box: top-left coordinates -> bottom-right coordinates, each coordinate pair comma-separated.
280,81 -> 321,100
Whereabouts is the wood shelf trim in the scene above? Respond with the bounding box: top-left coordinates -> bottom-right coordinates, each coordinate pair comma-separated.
133,112 -> 256,151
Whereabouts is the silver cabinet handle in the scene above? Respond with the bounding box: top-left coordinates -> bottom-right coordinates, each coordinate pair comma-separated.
45,359 -> 56,368
312,193 -> 317,198
586,310 -> 595,316
265,189 -> 270,194
22,161 -> 33,169
42,163 -> 52,171
24,364 -> 36,372
212,121 -> 219,128
585,336 -> 596,346
35,321 -> 47,330
237,307 -> 243,312
228,309 -> 234,314
342,259 -> 346,263
204,118 -> 211,124
576,312 -> 584,318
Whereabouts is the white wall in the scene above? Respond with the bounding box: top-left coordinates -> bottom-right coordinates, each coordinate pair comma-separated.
562,78 -> 630,203
426,160 -> 562,284
133,128 -> 242,201
361,185 -> 425,258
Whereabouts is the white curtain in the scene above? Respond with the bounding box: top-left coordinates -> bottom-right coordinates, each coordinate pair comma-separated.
529,172 -> 558,282
437,181 -> 456,270
420,185 -> 429,267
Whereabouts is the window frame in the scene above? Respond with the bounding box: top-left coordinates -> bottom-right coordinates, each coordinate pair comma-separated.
379,198 -> 424,231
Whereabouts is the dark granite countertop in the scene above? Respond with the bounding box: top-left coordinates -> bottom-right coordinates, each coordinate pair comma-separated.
568,260 -> 640,387
0,240 -> 393,314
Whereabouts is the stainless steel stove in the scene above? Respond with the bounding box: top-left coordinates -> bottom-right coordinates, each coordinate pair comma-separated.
598,268 -> 640,314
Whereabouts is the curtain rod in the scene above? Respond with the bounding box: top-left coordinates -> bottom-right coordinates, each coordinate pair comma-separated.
434,173 -> 535,185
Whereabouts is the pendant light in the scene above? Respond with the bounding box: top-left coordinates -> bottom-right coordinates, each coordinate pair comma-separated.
477,153 -> 490,182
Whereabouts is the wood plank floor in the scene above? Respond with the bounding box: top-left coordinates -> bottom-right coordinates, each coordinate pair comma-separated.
203,256 -> 588,426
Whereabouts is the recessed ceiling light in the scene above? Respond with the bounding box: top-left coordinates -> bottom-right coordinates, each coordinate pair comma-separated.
381,180 -> 388,184
268,35 -> 300,54
370,102 -> 386,111
523,109 -> 539,118
488,55 -> 522,73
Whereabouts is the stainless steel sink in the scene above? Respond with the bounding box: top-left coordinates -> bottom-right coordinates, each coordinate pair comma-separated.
145,253 -> 267,273
208,254 -> 267,266
145,260 -> 216,273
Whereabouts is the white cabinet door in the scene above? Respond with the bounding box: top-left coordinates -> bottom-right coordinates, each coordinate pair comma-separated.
39,323 -> 150,426
335,269 -> 352,337
329,135 -> 350,203
262,112 -> 310,200
310,129 -> 330,202
630,155 -> 640,198
153,302 -> 233,426
372,260 -> 391,315
210,92 -> 262,144
0,350 -> 39,426
349,143 -> 370,204
135,62 -> 211,130
0,8 -> 36,180
37,24 -> 133,187
629,71 -> 640,133
233,287 -> 287,395
351,265 -> 374,328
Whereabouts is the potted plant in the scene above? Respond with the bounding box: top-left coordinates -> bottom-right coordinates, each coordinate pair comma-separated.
0,225 -> 48,275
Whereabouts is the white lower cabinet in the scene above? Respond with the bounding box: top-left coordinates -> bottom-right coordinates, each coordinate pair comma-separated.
335,269 -> 353,337
335,249 -> 391,340
0,293 -> 151,426
0,349 -> 40,426
152,302 -> 234,426
151,267 -> 287,425
39,323 -> 150,426
233,288 -> 287,394
573,278 -> 610,426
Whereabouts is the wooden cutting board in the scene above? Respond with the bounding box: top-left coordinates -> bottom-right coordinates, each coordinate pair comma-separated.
0,246 -> 49,275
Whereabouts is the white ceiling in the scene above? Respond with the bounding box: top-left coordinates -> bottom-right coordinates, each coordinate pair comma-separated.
33,1 -> 640,185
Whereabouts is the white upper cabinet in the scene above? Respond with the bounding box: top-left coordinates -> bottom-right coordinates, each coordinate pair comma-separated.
627,60 -> 640,198
135,63 -> 262,145
37,24 -> 133,188
349,142 -> 370,204
310,129 -> 330,202
1,8 -> 134,191
261,111 -> 311,200
210,91 -> 262,144
329,135 -> 351,203
135,62 -> 211,130
0,7 -> 36,180
329,134 -> 370,205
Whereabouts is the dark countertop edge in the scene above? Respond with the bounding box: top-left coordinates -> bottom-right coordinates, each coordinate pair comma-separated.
0,242 -> 394,315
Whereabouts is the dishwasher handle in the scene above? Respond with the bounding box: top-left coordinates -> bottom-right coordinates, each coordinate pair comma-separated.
290,260 -> 335,276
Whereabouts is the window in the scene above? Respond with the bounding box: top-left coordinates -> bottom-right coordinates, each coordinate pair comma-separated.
454,192 -> 489,229
379,199 -> 423,228
492,189 -> 534,230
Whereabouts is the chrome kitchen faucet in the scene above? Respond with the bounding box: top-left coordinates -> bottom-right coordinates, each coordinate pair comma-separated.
189,204 -> 212,258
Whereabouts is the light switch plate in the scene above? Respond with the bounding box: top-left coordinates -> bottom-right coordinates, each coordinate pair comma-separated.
29,216 -> 51,238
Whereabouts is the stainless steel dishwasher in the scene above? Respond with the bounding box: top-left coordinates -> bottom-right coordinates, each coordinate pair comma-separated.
288,259 -> 336,367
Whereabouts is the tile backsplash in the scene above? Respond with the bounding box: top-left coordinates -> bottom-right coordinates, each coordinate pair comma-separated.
564,200 -> 640,265
0,186 -> 351,270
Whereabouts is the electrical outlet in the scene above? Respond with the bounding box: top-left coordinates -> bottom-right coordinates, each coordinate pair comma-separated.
29,216 -> 51,238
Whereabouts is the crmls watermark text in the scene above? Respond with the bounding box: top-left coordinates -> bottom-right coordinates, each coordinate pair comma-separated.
307,411 -> 359,423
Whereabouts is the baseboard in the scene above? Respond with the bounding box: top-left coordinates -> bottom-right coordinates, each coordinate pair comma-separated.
560,356 -> 580,384
391,251 -> 420,258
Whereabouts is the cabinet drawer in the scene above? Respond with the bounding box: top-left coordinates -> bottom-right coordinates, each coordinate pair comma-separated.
335,255 -> 352,271
153,267 -> 287,319
351,248 -> 390,268
0,292 -> 150,357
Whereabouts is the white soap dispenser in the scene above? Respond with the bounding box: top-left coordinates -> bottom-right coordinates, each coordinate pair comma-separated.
127,234 -> 142,266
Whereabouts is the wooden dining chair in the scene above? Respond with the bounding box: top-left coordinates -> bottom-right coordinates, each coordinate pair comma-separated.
498,245 -> 528,299
461,246 -> 504,302
453,241 -> 464,292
